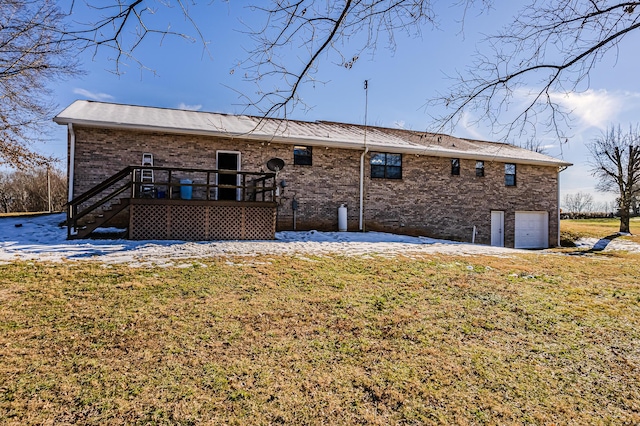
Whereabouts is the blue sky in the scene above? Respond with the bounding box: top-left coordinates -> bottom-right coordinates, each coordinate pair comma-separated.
43,1 -> 640,205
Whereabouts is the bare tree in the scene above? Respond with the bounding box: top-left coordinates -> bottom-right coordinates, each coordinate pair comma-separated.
0,172 -> 13,213
433,1 -> 640,138
7,0 -> 637,166
606,200 -> 620,215
0,166 -> 66,212
61,0 -> 210,75
242,1 -> 491,117
517,137 -> 549,154
243,1 -> 640,138
1,0 -> 212,168
632,193 -> 640,215
563,192 -> 595,215
0,0 -> 79,167
596,199 -> 619,215
588,125 -> 640,233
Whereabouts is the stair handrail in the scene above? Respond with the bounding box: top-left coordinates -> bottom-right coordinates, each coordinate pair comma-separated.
74,180 -> 133,221
66,165 -> 279,238
68,166 -> 134,208
67,166 -> 134,237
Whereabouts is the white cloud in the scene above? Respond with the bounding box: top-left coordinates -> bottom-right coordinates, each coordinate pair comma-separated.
177,102 -> 202,111
73,88 -> 115,102
549,89 -> 640,130
456,111 -> 487,140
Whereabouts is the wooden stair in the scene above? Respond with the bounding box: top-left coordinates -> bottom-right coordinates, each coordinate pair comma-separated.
66,165 -> 278,240
72,198 -> 130,239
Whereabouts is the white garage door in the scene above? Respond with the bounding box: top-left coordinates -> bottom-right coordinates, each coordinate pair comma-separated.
515,211 -> 549,249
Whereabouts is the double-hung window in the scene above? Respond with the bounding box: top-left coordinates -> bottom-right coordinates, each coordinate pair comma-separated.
476,161 -> 485,177
370,153 -> 402,179
505,163 -> 516,186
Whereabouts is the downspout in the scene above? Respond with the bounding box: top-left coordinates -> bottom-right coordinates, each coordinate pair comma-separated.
557,166 -> 568,247
556,167 -> 567,247
68,123 -> 75,203
359,80 -> 369,232
359,146 -> 369,231
557,170 -> 560,247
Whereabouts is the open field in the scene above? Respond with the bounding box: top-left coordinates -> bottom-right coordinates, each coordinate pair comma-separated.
1,253 -> 639,425
561,217 -> 640,245
0,212 -> 55,218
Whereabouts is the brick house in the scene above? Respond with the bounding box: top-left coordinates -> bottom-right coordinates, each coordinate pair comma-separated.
54,100 -> 571,248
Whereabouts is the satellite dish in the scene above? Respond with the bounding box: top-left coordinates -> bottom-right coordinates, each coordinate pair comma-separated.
266,158 -> 285,172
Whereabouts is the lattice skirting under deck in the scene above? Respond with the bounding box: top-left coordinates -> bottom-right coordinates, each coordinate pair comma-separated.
129,202 -> 276,240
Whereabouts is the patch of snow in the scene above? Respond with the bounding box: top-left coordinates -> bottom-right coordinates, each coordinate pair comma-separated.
575,237 -> 640,253
1,213 -> 636,266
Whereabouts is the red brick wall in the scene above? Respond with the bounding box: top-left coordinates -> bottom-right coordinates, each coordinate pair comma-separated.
71,126 -> 560,246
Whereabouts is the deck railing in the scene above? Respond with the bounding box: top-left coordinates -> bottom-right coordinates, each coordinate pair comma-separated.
130,166 -> 277,202
67,165 -> 277,238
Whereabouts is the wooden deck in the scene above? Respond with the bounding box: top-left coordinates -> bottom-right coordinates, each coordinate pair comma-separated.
129,199 -> 277,240
67,166 -> 278,240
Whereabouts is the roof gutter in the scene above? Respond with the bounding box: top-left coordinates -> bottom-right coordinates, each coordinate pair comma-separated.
53,118 -> 572,168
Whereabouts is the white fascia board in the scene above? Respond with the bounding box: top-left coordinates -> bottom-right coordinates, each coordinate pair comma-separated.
53,118 -> 572,168
404,148 -> 573,167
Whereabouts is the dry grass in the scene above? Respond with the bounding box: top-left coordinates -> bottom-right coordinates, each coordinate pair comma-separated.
1,253 -> 639,425
0,212 -> 52,217
561,217 -> 640,245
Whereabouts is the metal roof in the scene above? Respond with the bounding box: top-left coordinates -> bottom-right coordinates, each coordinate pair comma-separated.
54,100 -> 572,167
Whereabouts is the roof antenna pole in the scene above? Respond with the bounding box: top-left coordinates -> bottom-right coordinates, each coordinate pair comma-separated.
359,80 -> 369,232
364,80 -> 368,146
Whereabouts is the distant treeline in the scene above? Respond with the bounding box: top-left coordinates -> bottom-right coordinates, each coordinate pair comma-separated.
0,167 -> 67,213
560,212 -> 620,220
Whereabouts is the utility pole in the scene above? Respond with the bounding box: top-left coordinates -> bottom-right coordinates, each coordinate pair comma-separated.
47,163 -> 52,213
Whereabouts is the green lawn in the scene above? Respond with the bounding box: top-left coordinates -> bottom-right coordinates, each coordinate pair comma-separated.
1,253 -> 639,424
